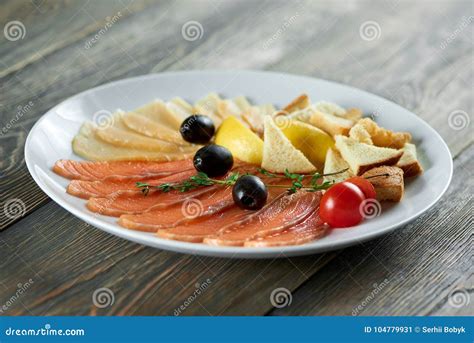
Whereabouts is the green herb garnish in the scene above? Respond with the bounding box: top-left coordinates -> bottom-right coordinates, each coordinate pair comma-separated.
136,168 -> 349,196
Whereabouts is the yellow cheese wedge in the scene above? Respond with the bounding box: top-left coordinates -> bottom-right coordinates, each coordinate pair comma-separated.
280,120 -> 335,170
262,116 -> 316,173
215,116 -> 263,165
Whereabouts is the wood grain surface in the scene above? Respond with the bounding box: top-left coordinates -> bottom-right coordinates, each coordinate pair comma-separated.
0,0 -> 472,316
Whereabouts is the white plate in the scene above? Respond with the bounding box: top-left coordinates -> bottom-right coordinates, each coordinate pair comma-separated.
25,70 -> 453,258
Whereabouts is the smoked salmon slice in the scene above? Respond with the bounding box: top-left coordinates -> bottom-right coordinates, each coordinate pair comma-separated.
156,188 -> 289,243
87,185 -> 217,217
118,186 -> 235,232
53,159 -> 193,181
204,191 -> 321,246
244,211 -> 329,247
67,169 -> 197,199
157,206 -> 252,242
86,166 -> 255,216
156,188 -> 292,243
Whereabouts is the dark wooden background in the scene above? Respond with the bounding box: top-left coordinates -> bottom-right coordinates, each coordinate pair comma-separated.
0,0 -> 472,316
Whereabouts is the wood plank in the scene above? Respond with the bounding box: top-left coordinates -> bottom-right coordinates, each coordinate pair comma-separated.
0,0 -> 156,78
0,201 -> 336,315
270,144 -> 473,316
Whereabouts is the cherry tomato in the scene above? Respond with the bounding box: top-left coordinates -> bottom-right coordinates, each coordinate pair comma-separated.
319,182 -> 366,228
346,176 -> 376,199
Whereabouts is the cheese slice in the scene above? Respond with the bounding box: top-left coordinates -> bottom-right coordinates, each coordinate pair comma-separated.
261,116 -> 316,173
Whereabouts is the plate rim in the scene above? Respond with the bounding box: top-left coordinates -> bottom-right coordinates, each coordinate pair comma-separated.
24,69 -> 453,258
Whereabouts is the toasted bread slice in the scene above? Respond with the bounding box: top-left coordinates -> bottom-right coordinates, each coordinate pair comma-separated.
362,166 -> 404,202
313,101 -> 363,122
397,143 -> 423,177
314,101 -> 346,117
344,108 -> 363,121
324,148 -> 354,183
349,124 -> 373,144
262,116 -> 316,173
283,94 -> 310,113
307,107 -> 354,136
334,135 -> 403,175
357,118 -> 411,149
286,106 -> 313,122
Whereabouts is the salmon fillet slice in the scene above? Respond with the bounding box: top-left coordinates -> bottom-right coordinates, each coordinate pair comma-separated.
118,187 -> 235,232
87,185 -> 217,217
67,169 -> 197,199
244,211 -> 329,247
204,191 -> 321,246
53,159 -> 193,181
156,188 -> 289,243
86,165 -> 255,216
156,206 -> 252,242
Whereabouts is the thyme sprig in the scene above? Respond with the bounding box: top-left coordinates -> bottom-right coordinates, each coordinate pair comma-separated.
136,168 -> 350,195
258,167 -> 349,193
136,172 -> 240,196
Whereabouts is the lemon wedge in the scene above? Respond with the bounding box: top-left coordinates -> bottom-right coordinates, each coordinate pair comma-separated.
215,116 -> 263,165
280,120 -> 335,169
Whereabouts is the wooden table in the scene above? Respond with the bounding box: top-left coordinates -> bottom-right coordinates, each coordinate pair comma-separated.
0,0 -> 472,316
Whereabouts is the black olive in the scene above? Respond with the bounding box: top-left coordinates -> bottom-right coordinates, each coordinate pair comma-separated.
193,144 -> 233,177
232,175 -> 268,210
180,114 -> 215,144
